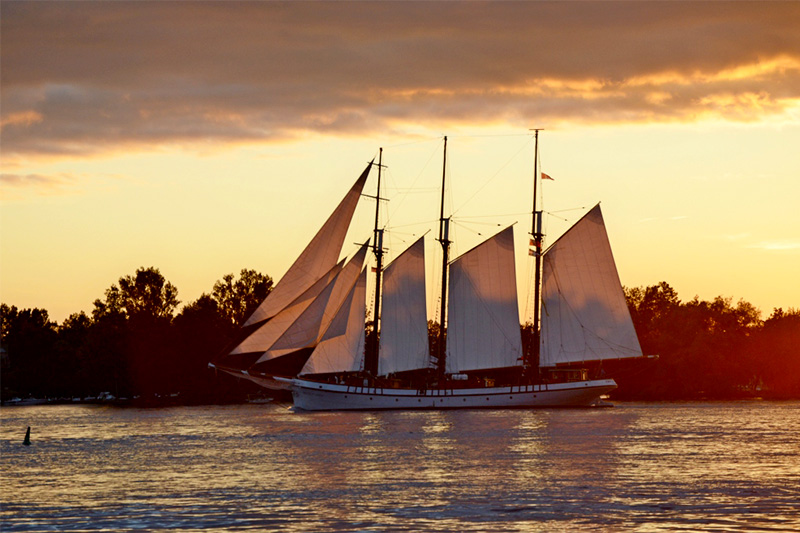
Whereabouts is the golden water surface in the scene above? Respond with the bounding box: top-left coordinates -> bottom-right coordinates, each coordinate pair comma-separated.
1,402 -> 798,531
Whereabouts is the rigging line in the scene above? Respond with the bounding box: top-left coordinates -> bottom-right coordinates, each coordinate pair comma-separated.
383,136 -> 443,149
451,136 -> 535,216
457,211 -> 530,219
451,219 -> 505,230
447,132 -> 537,139
549,206 -> 589,214
382,138 -> 445,229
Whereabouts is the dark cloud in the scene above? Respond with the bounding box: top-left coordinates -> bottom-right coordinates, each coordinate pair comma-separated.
1,1 -> 799,158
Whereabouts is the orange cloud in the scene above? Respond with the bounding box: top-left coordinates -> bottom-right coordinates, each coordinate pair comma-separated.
0,110 -> 43,129
1,2 -> 799,158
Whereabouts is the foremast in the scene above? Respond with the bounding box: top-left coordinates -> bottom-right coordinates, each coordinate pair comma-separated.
364,149 -> 386,376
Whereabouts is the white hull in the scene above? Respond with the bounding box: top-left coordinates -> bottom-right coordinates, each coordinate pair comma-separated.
290,378 -> 617,411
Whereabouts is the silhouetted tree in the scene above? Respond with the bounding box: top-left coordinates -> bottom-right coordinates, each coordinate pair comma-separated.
94,266 -> 179,320
1,305 -> 58,398
92,267 -> 180,399
212,269 -> 273,326
753,308 -> 800,397
616,282 -> 773,400
172,294 -> 239,402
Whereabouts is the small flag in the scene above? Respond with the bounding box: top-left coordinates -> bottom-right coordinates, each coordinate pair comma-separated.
528,249 -> 536,256
542,172 -> 554,181
529,238 -> 535,246
371,267 -> 378,273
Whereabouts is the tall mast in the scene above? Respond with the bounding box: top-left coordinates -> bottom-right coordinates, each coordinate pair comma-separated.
528,129 -> 544,371
365,149 -> 385,376
436,136 -> 450,380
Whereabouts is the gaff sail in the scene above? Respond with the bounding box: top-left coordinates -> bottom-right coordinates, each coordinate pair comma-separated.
539,204 -> 643,367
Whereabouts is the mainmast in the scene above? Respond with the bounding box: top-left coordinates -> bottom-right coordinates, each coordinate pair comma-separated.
436,136 -> 450,380
364,149 -> 385,376
528,129 -> 544,371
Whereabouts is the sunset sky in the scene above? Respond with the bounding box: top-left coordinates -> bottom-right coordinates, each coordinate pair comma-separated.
2,1 -> 799,323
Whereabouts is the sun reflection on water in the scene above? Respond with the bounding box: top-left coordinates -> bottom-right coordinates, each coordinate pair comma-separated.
1,402 -> 799,532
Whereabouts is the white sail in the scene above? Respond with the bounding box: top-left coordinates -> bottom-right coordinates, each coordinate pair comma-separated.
539,204 -> 643,367
300,268 -> 367,375
447,226 -> 523,372
229,261 -> 343,356
243,162 -> 371,327
255,242 -> 368,363
378,237 -> 429,375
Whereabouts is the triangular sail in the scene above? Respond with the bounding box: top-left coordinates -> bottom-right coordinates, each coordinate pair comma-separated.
243,162 -> 372,327
229,261 -> 343,356
255,242 -> 369,363
539,204 -> 643,366
378,237 -> 429,375
300,268 -> 367,375
447,226 -> 523,373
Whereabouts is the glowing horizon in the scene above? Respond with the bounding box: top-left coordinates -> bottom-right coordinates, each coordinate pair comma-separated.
2,2 -> 799,323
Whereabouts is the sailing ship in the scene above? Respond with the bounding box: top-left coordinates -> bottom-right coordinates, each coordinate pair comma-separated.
211,133 -> 645,410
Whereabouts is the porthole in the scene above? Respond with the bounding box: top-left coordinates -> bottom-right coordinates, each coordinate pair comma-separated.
486,397 -> 490,401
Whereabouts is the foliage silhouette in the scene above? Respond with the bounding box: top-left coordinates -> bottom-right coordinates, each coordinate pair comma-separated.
1,276 -> 798,404
612,282 -> 799,400
1,267 -> 270,404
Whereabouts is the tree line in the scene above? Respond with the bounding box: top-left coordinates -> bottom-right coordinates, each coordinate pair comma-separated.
1,267 -> 273,404
610,282 -> 799,400
2,270 -> 798,404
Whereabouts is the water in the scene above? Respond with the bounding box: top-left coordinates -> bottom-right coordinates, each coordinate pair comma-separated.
1,402 -> 798,532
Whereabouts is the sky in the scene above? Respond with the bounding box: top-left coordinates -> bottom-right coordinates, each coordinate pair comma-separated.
2,1 -> 799,324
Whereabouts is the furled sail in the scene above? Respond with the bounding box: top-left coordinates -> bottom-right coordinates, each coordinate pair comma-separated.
447,226 -> 523,373
243,162 -> 372,328
255,242 -> 369,363
300,268 -> 367,375
539,204 -> 643,367
378,237 -> 429,375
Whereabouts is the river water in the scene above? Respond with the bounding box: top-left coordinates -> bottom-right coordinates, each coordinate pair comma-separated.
1,401 -> 798,532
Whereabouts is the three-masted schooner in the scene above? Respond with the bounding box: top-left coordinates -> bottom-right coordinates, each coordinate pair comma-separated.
211,133 -> 644,410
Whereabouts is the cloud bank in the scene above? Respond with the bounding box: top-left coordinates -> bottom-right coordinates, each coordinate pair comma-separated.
2,1 -> 799,159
